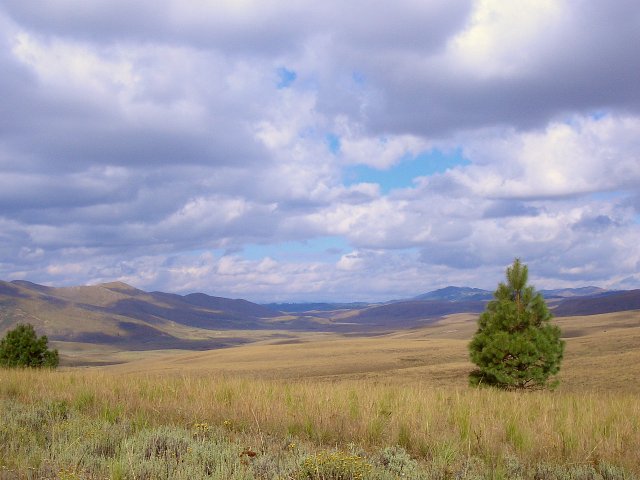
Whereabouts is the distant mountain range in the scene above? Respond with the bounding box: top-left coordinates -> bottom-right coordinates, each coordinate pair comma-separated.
411,285 -> 611,302
1,280 -> 639,351
539,286 -> 609,299
412,286 -> 494,302
552,289 -> 640,316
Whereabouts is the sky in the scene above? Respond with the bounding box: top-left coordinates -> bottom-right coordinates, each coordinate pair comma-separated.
1,0 -> 639,302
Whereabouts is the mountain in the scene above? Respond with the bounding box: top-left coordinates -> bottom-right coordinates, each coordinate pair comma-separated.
266,286 -> 615,315
413,286 -> 493,302
411,286 -> 610,302
540,286 -> 608,299
553,289 -> 640,316
263,286 -> 493,322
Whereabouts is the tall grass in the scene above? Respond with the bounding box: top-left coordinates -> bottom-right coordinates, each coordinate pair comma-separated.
1,368 -> 638,479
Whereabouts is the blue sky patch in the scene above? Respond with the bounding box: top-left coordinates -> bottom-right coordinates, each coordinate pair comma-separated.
352,71 -> 366,85
590,110 -> 609,121
326,133 -> 341,154
344,148 -> 470,194
276,67 -> 297,89
588,190 -> 627,201
565,110 -> 608,127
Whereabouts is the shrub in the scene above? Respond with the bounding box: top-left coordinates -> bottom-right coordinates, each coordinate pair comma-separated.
377,446 -> 420,477
298,450 -> 372,480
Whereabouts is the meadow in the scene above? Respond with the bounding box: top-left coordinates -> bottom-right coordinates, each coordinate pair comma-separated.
1,311 -> 639,479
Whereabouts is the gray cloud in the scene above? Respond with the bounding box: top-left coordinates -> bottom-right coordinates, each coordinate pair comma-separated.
2,1 -> 473,53
572,214 -> 618,232
358,2 -> 640,135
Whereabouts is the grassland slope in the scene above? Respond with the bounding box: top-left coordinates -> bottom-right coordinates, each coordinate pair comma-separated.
106,311 -> 640,393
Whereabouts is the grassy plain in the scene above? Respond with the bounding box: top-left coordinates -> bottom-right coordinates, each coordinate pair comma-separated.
103,311 -> 640,393
1,311 -> 639,479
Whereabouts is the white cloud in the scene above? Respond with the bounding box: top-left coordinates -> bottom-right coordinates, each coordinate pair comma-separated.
449,0 -> 564,78
336,251 -> 366,271
454,115 -> 640,198
12,32 -> 137,95
341,134 -> 428,169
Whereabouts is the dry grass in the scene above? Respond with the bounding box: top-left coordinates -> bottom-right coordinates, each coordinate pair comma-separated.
101,311 -> 640,393
2,310 -> 639,477
2,367 -> 639,475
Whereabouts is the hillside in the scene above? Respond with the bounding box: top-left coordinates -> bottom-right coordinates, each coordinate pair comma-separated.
1,280 -> 638,362
0,281 -> 495,346
330,300 -> 487,329
0,280 -> 295,352
554,289 -> 640,316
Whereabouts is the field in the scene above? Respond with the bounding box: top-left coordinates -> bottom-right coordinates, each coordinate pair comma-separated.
1,311 -> 639,479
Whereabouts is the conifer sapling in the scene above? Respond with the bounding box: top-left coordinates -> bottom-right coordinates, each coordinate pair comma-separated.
469,259 -> 564,389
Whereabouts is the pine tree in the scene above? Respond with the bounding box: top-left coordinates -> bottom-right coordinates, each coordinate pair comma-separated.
469,259 -> 564,389
0,323 -> 59,368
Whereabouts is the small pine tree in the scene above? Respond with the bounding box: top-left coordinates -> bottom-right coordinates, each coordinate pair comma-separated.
0,323 -> 59,368
469,259 -> 564,389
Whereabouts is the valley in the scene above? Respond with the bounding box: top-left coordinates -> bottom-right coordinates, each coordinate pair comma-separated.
2,279 -> 639,372
2,280 -> 640,478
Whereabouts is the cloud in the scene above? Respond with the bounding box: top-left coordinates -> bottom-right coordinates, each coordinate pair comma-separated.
448,115 -> 640,199
359,1 -> 640,135
482,201 -> 540,219
571,214 -> 618,233
0,1 -> 640,300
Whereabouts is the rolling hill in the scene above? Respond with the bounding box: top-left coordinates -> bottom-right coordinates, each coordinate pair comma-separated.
0,280 -> 294,351
553,289 -> 640,316
0,282 -> 495,344
1,280 -> 638,361
328,299 -> 487,329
